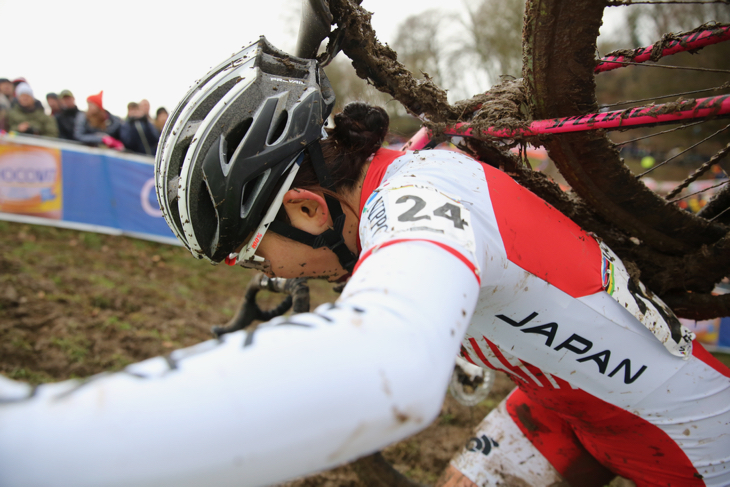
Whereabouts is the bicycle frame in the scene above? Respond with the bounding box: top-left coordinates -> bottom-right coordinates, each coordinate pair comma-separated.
448,94 -> 730,139
403,23 -> 730,151
595,24 -> 730,74
404,95 -> 730,150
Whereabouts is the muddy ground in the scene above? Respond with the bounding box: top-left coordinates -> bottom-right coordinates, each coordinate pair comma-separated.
2,220 -> 727,486
0,219 -> 515,485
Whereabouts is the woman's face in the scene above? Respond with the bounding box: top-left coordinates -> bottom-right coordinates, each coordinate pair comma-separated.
241,187 -> 359,282
254,232 -> 349,282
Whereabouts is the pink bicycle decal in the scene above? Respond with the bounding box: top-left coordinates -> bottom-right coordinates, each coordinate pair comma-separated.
403,23 -> 730,150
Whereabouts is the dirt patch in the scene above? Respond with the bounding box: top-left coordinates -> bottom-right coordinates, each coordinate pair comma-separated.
0,221 -> 339,382
0,219 -> 516,485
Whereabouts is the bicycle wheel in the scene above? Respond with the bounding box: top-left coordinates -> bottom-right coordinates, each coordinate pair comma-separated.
523,0 -> 730,317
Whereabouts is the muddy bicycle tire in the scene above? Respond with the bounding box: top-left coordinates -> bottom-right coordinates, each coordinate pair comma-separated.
522,0 -> 727,253
522,2 -> 728,247
522,0 -> 730,317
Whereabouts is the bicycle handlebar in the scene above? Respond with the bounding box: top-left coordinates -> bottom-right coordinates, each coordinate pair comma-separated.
211,274 -> 310,337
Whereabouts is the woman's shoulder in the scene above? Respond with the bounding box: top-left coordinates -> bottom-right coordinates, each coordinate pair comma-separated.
383,149 -> 488,189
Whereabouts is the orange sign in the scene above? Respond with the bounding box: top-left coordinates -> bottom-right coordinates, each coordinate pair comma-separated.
0,143 -> 62,219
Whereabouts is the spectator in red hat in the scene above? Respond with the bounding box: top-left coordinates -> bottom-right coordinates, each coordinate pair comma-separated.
7,82 -> 58,137
73,90 -> 124,149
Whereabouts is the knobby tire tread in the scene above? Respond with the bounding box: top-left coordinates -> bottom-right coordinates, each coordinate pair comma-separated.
522,0 -> 728,255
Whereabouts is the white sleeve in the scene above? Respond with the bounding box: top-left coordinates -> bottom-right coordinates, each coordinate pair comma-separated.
0,241 -> 480,487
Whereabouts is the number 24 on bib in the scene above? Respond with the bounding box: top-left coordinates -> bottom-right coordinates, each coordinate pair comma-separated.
366,184 -> 478,257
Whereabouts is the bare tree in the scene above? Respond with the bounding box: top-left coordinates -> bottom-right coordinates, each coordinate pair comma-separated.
324,57 -> 420,134
625,3 -> 730,46
386,0 -> 526,101
453,0 -> 526,87
391,9 -> 457,87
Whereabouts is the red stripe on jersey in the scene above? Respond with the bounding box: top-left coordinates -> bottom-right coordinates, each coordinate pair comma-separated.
357,148 -> 406,252
692,340 -> 730,379
521,362 -> 555,389
481,164 -> 603,299
484,337 -> 532,384
466,339 -> 513,376
551,373 -> 574,390
460,346 -> 478,366
354,239 -> 481,284
468,337 -> 497,369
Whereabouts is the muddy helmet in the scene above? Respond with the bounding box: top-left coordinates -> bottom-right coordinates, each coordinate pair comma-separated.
155,37 -> 355,271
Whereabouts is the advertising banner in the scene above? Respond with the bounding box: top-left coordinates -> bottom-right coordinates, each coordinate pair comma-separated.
0,134 -> 177,244
0,143 -> 62,219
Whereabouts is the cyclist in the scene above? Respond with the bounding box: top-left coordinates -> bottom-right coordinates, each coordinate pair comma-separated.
151,36 -> 730,487
1,38 -> 728,487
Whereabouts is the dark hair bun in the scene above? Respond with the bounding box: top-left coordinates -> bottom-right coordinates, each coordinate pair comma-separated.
332,102 -> 389,154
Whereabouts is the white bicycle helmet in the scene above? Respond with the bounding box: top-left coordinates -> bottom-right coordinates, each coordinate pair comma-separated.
155,37 -> 356,271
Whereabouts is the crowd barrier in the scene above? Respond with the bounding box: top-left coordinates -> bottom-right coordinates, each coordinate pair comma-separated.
1,134 -> 728,353
0,133 -> 177,245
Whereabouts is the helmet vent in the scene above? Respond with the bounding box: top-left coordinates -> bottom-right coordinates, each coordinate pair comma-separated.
258,52 -> 309,80
267,110 -> 288,145
225,118 -> 253,164
193,178 -> 220,255
190,78 -> 240,121
240,169 -> 271,218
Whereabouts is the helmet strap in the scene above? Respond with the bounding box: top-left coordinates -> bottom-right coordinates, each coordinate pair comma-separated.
267,141 -> 358,273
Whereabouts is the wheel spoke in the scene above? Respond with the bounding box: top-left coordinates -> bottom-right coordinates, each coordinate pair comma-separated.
600,83 -> 730,109
665,143 -> 730,200
668,179 -> 730,203
636,123 -> 730,178
608,1 -> 730,5
599,60 -> 730,73
613,120 -> 708,146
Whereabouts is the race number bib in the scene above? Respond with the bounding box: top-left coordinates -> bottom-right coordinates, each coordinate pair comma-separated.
361,184 -> 478,259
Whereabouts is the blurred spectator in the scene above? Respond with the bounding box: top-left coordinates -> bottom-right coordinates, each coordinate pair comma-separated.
74,90 -> 124,149
0,78 -> 12,131
46,93 -> 62,116
7,82 -> 59,137
8,78 -> 44,112
11,78 -> 26,104
55,89 -> 82,141
121,101 -> 160,155
139,99 -> 152,121
640,155 -> 656,169
0,78 -> 14,101
154,106 -> 168,132
712,164 -> 726,180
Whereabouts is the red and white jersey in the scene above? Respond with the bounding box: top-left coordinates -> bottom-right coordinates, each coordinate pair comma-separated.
356,148 -> 730,485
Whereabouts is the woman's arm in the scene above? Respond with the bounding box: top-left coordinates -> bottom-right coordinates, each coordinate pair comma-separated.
0,241 -> 479,487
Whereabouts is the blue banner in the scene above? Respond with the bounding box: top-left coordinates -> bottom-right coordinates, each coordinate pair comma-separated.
0,134 -> 177,244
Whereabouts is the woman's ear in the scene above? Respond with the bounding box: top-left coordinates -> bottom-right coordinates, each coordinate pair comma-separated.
282,189 -> 331,234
